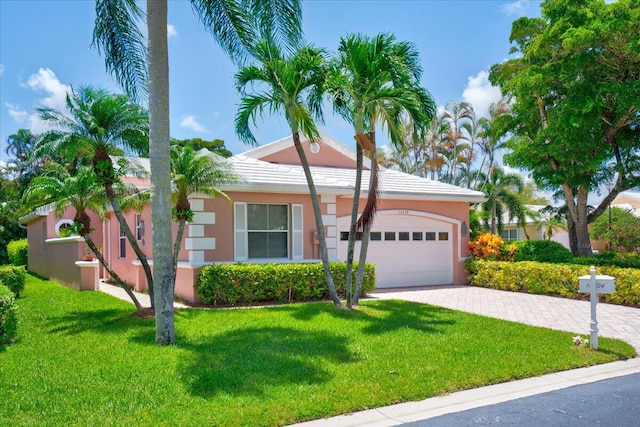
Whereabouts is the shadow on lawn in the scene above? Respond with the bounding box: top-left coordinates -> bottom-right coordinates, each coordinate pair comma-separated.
47,308 -> 150,336
174,325 -> 356,398
276,299 -> 455,335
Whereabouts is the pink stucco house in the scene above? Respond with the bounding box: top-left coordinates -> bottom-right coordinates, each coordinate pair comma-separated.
20,134 -> 485,303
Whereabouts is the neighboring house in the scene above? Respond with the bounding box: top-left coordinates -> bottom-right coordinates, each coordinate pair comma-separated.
591,191 -> 640,253
20,134 -> 486,303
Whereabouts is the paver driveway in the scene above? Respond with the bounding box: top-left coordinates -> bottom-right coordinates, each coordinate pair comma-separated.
371,285 -> 640,352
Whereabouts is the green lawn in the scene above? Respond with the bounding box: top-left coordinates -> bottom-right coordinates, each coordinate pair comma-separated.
1,275 -> 635,426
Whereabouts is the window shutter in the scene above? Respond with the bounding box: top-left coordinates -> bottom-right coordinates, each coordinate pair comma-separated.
291,204 -> 303,260
234,202 -> 247,261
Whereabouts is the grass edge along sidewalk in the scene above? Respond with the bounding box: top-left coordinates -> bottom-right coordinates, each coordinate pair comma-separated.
0,274 -> 635,427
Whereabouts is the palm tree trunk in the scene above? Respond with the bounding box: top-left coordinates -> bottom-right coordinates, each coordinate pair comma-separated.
491,200 -> 497,235
345,144 -> 363,308
148,0 -> 175,345
172,218 -> 187,285
105,184 -> 154,306
352,131 -> 378,306
84,234 -> 142,310
291,132 -> 342,307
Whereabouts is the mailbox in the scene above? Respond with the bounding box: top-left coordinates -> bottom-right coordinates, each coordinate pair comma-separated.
578,275 -> 615,294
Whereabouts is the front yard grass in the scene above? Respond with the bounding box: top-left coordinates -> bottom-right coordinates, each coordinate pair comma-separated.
1,275 -> 635,426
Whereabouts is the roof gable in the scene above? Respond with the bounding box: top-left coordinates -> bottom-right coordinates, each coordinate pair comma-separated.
240,131 -> 371,170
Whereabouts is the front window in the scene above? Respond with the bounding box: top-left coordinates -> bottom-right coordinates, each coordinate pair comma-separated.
500,229 -> 518,241
247,204 -> 288,258
119,223 -> 127,258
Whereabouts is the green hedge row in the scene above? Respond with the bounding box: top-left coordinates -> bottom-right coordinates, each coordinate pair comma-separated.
574,252 -> 640,269
0,284 -> 18,346
196,262 -> 376,306
0,266 -> 26,298
467,259 -> 640,307
7,239 -> 28,266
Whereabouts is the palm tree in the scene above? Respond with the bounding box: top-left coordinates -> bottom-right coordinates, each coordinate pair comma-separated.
32,86 -> 154,302
169,145 -> 237,283
327,33 -> 436,307
92,0 -> 303,344
441,101 -> 475,184
479,167 -> 526,235
234,41 -> 343,307
22,165 -> 143,309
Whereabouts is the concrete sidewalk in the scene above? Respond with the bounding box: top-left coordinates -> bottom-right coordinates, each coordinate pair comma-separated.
292,359 -> 640,427
97,281 -> 190,309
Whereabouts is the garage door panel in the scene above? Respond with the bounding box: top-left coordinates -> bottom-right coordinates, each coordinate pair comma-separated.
337,213 -> 454,288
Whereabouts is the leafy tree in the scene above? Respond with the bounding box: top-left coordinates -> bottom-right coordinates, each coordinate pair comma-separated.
490,0 -> 640,257
591,207 -> 640,253
519,181 -> 549,205
171,137 -> 232,158
92,0 -> 303,344
22,165 -> 144,308
235,41 -> 343,307
32,86 -> 153,304
169,145 -> 237,283
327,33 -> 436,307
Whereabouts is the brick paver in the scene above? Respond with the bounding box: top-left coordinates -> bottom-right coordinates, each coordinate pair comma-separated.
372,285 -> 640,352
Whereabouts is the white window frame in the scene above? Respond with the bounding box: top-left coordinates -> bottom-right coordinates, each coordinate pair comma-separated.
135,214 -> 143,242
119,222 -> 127,259
234,203 -> 303,261
500,228 -> 519,241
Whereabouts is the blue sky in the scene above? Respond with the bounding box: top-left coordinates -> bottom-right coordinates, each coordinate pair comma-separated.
0,0 -> 541,164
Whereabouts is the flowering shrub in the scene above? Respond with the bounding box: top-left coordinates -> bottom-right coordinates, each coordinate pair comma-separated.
468,233 -> 505,260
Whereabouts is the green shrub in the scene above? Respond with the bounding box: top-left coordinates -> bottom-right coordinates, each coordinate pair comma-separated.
196,262 -> 376,306
7,239 -> 28,266
467,259 -> 640,307
513,240 -> 574,264
0,284 -> 18,345
0,266 -> 27,298
574,252 -> 640,269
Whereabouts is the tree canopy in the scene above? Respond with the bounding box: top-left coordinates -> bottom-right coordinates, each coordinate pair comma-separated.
489,0 -> 640,256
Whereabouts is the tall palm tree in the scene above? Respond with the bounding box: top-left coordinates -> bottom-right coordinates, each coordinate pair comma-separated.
92,0 -> 303,344
234,41 -> 343,307
22,165 -> 143,309
327,33 -> 436,307
441,101 -> 475,184
169,145 -> 237,284
475,99 -> 511,188
479,167 -> 525,235
32,86 -> 154,302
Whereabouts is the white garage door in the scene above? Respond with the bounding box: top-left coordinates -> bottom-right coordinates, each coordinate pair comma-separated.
337,212 -> 454,288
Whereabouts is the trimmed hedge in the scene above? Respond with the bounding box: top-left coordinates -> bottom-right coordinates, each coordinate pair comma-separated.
513,240 -> 574,264
574,252 -> 640,269
7,239 -> 28,266
196,262 -> 376,306
0,284 -> 18,345
0,266 -> 26,298
467,259 -> 640,307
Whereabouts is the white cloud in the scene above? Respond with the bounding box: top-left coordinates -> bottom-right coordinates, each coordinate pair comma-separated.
167,24 -> 177,39
6,68 -> 72,133
0,64 -> 4,76
461,70 -> 502,118
5,102 -> 29,123
501,0 -> 529,16
180,115 -> 207,132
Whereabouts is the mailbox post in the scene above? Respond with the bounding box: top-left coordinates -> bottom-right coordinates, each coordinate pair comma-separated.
578,266 -> 615,350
